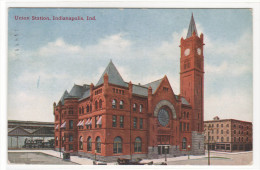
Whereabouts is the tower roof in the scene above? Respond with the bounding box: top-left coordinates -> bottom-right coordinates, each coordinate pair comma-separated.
186,13 -> 198,38
96,60 -> 127,87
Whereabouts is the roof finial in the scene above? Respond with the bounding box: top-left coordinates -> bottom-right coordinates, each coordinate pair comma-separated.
186,13 -> 198,38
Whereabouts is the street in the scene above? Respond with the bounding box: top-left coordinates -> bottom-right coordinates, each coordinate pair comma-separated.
8,150 -> 252,165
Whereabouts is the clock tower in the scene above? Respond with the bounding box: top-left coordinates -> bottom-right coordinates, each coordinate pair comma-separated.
180,14 -> 204,132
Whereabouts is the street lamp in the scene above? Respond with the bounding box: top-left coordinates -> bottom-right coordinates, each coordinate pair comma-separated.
187,145 -> 191,159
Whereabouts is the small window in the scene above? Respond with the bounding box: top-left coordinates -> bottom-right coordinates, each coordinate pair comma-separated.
139,104 -> 143,112
234,130 -> 236,134
227,137 -> 229,142
187,123 -> 189,131
69,120 -> 73,129
221,137 -> 224,142
69,135 -> 73,142
120,100 -> 124,109
99,99 -> 102,109
120,116 -> 124,128
87,105 -> 89,113
187,112 -> 189,119
95,100 -> 98,110
221,130 -> 223,134
112,115 -> 117,127
140,118 -> 143,129
133,117 -> 137,129
82,107 -> 84,114
221,124 -> 223,127
79,108 -> 81,114
182,138 -> 187,149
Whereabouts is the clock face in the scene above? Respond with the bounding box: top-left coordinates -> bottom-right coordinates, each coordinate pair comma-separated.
197,48 -> 201,55
158,108 -> 169,127
184,48 -> 190,56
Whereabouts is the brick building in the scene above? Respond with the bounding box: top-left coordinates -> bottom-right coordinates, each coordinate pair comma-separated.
53,14 -> 205,161
204,116 -> 252,152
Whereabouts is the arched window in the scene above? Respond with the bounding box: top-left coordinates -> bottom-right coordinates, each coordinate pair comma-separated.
139,104 -> 143,113
133,103 -> 137,111
99,99 -> 102,109
120,100 -> 124,109
221,137 -> 224,142
87,105 -> 89,113
96,136 -> 101,153
95,100 -> 98,110
112,99 -> 117,108
113,136 -> 122,154
134,137 -> 142,152
182,138 -> 187,149
79,136 -> 83,150
87,137 -> 92,151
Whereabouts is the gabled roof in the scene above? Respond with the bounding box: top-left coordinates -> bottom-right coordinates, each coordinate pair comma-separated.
68,84 -> 89,98
59,90 -> 69,105
96,60 -> 128,87
186,13 -> 198,38
143,78 -> 163,94
79,89 -> 91,101
175,95 -> 190,105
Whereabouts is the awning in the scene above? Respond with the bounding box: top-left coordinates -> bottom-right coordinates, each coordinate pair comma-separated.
55,124 -> 59,129
80,120 -> 84,126
97,116 -> 102,125
77,120 -> 82,126
85,119 -> 89,125
60,121 -> 66,128
88,119 -> 92,125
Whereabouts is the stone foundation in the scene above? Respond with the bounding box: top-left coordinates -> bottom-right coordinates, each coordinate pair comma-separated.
191,131 -> 205,155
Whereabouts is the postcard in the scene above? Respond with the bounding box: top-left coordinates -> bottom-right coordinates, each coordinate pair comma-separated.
1,1 -> 259,170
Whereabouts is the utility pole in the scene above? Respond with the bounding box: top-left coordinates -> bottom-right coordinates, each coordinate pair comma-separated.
208,127 -> 210,165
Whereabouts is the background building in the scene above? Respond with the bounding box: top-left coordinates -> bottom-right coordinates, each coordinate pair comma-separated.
53,15 -> 205,162
8,120 -> 54,149
204,116 -> 252,152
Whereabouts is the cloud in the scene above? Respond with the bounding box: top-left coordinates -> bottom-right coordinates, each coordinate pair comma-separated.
8,26 -> 253,122
205,88 -> 253,122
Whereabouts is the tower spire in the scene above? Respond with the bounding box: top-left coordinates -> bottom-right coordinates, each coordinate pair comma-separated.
186,13 -> 198,38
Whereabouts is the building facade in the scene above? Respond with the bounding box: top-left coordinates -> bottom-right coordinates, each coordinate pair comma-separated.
204,116 -> 253,152
8,120 -> 54,149
53,15 -> 205,162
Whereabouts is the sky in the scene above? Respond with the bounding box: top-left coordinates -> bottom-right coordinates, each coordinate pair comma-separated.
7,8 -> 253,122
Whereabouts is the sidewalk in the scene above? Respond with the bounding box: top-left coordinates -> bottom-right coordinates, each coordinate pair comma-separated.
8,149 -> 252,165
